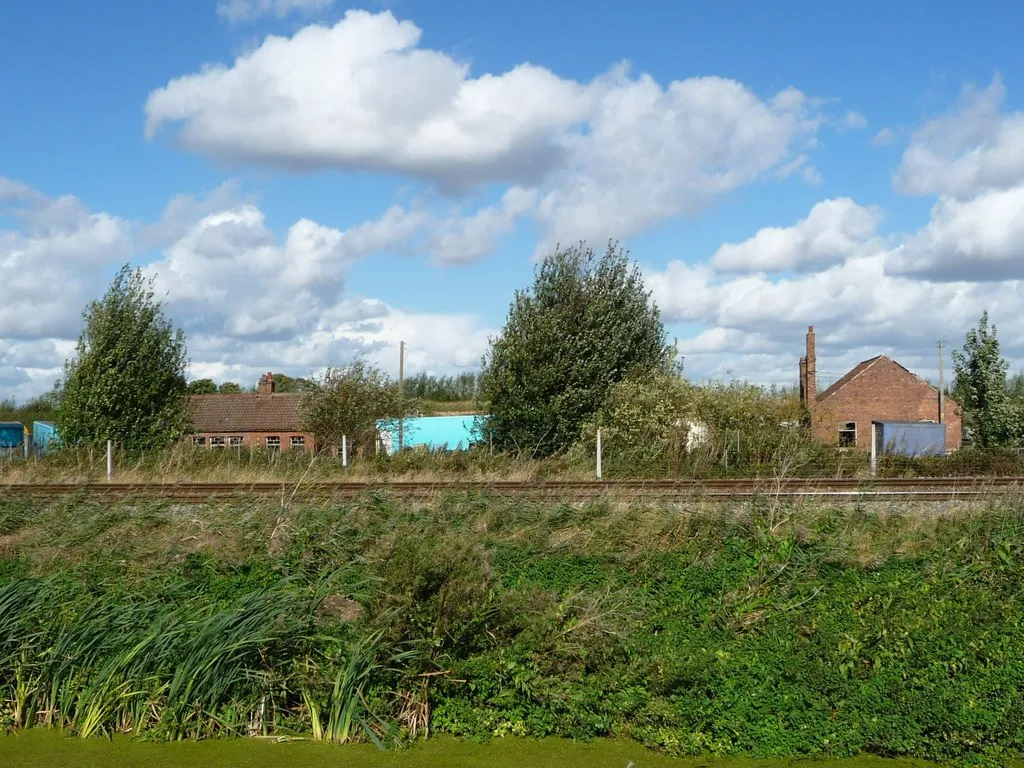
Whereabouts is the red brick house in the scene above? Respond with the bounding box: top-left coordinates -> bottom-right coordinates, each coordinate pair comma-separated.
188,372 -> 315,453
800,326 -> 961,452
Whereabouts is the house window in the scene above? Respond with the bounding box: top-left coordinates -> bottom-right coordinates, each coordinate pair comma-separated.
210,436 -> 226,449
229,436 -> 244,447
266,436 -> 280,451
290,436 -> 305,450
193,436 -> 206,446
839,421 -> 857,448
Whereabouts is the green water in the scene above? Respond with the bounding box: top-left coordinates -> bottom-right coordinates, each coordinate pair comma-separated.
0,731 -> 943,768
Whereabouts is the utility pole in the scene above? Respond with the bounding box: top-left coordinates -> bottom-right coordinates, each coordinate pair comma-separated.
398,341 -> 405,452
937,340 -> 945,424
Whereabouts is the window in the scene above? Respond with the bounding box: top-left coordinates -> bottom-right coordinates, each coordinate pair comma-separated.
193,436 -> 206,446
266,436 -> 280,451
839,421 -> 857,448
229,436 -> 244,447
210,436 -> 226,449
290,436 -> 305,450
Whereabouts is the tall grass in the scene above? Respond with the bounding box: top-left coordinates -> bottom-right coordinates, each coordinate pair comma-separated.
4,493 -> 1024,763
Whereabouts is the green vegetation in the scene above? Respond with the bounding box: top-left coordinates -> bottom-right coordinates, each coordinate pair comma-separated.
2,730 -> 947,768
405,373 -> 481,403
301,361 -> 406,456
953,312 -> 1015,449
55,265 -> 189,452
2,494 -> 1024,765
481,242 -> 672,457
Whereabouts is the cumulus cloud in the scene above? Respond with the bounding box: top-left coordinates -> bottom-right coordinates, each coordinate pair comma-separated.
647,197 -> 1024,385
886,185 -> 1024,281
143,200 -> 494,384
145,10 -> 824,258
711,198 -> 882,274
428,187 -> 537,265
217,0 -> 335,25
146,11 -> 593,189
894,76 -> 1024,198
0,181 -> 132,341
137,180 -> 243,249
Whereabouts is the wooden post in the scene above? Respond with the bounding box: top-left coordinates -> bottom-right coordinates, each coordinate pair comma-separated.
342,435 -> 348,468
596,428 -> 602,480
398,341 -> 405,452
106,440 -> 113,480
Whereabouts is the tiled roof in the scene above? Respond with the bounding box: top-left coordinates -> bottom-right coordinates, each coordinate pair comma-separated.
816,355 -> 958,407
816,356 -> 882,403
188,394 -> 304,433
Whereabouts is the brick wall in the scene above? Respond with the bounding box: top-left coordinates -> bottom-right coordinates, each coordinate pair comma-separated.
811,357 -> 961,452
192,430 -> 316,453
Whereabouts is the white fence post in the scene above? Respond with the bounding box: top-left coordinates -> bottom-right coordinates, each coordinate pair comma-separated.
870,422 -> 877,476
106,440 -> 113,480
596,428 -> 603,480
342,435 -> 348,468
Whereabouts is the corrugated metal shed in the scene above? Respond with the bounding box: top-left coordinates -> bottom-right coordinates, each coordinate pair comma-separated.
376,415 -> 483,455
33,421 -> 60,454
0,422 -> 24,449
872,420 -> 946,457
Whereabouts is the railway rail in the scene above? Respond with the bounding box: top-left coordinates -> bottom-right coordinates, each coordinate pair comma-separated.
2,477 -> 1024,502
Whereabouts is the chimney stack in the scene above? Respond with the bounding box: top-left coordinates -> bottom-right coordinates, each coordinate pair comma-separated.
258,372 -> 275,396
805,326 -> 816,407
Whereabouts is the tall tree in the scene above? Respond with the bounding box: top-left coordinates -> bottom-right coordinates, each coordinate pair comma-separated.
952,311 -> 1012,448
300,361 -> 403,454
186,378 -> 218,395
219,382 -> 243,394
480,241 -> 670,456
56,265 -> 188,451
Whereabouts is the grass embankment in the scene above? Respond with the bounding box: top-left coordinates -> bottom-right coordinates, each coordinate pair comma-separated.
2,730 -> 944,768
2,493 -> 1024,765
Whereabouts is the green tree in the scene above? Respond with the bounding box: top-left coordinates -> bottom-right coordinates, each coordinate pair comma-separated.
480,241 -> 670,456
186,378 -> 218,395
219,382 -> 243,394
270,373 -> 312,393
300,361 -> 404,455
56,265 -> 188,451
952,311 -> 1013,448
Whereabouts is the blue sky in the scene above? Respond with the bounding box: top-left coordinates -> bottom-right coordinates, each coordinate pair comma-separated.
2,0 -> 1024,398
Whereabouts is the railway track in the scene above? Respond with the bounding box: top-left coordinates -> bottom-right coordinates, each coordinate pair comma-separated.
2,477 -> 1024,502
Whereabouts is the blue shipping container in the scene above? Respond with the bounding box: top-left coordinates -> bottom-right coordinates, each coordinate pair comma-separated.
872,421 -> 946,457
0,422 -> 24,449
33,421 -> 60,454
376,415 -> 483,454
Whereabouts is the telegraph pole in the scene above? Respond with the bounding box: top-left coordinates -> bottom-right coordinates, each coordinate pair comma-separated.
398,341 -> 405,452
937,340 -> 945,424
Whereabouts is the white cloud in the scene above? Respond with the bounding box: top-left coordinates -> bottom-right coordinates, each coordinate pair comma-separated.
137,180 -> 243,249
428,187 -> 537,265
711,198 -> 882,273
840,110 -> 868,131
871,127 -> 896,147
143,200 -> 493,385
217,0 -> 335,25
647,196 -> 1024,385
146,10 -> 824,259
886,184 -> 1024,281
529,74 -> 819,254
146,10 -> 593,189
894,76 -> 1024,199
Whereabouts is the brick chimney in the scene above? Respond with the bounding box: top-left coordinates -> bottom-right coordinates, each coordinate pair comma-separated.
258,372 -> 275,396
805,326 -> 816,407
799,356 -> 808,406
